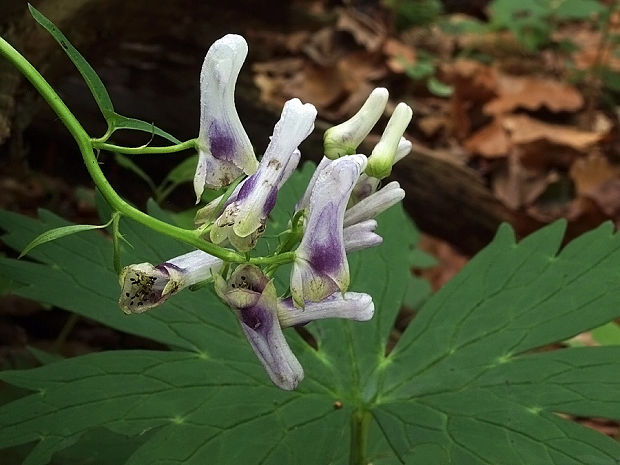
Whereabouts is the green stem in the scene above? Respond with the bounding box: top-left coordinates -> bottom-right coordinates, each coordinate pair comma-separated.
0,36 -> 291,267
350,409 -> 371,465
111,212 -> 122,274
249,251 -> 296,266
93,138 -> 197,155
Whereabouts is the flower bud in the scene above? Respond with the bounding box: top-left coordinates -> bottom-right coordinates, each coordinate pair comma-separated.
365,102 -> 413,180
323,88 -> 388,160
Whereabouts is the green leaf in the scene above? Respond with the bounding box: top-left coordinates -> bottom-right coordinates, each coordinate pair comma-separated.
28,3 -> 114,118
554,0 -> 605,20
404,60 -> 435,80
427,76 -> 453,97
114,153 -> 157,193
2,165 -> 620,464
18,216 -> 114,259
374,220 -> 620,463
409,248 -> 437,268
0,165 -> 416,463
591,322 -> 620,346
161,154 -> 199,185
107,114 -> 181,145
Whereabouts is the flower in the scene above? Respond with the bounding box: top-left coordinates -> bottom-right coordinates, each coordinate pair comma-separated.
290,155 -> 367,307
209,98 -> 316,251
323,88 -> 388,159
193,34 -> 258,201
216,264 -> 375,390
194,149 -> 301,227
215,264 -> 303,390
118,250 -> 223,314
365,102 -> 413,180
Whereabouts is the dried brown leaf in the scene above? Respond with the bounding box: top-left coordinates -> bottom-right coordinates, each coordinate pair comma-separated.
484,75 -> 583,115
383,38 -> 417,73
570,154 -> 619,196
336,7 -> 387,52
418,115 -> 448,137
589,177 -> 620,220
493,151 -> 559,209
464,120 -> 510,158
501,114 -> 603,152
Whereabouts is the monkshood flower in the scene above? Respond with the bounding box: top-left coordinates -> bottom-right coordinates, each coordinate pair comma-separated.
215,264 -> 374,390
365,102 -> 413,180
323,88 -> 388,159
193,34 -> 258,201
290,155 -> 367,307
194,149 -> 301,226
209,98 -> 317,251
215,264 -> 303,390
118,250 -> 223,314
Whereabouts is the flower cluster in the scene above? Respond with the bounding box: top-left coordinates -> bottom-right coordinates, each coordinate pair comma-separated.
118,34 -> 412,390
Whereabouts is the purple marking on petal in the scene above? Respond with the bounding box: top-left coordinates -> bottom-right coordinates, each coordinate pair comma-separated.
240,304 -> 273,334
236,174 -> 257,202
308,203 -> 343,273
155,264 -> 171,276
209,122 -> 236,161
263,186 -> 278,215
160,263 -> 183,273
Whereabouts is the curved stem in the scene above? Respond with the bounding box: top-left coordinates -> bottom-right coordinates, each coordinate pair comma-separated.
0,36 -> 292,266
93,138 -> 197,155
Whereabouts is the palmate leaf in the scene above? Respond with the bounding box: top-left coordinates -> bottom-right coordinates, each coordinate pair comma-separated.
375,221 -> 620,464
1,164 -> 620,464
0,164 -> 415,464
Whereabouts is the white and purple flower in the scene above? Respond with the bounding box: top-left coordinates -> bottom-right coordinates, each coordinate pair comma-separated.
119,32 -> 413,392
118,250 -> 223,314
193,34 -> 259,201
290,155 -> 367,307
209,98 -> 316,251
216,264 -> 374,390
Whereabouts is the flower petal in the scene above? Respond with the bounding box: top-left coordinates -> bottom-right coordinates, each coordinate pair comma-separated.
343,219 -> 382,253
277,292 -> 374,327
196,148 -> 301,227
194,34 -> 258,199
118,263 -> 173,314
237,281 -> 303,390
295,156 -> 331,212
210,99 -> 315,251
344,181 -> 405,227
291,155 -> 367,307
351,137 -> 412,203
216,265 -> 303,390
